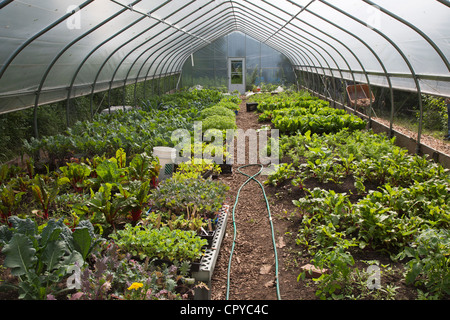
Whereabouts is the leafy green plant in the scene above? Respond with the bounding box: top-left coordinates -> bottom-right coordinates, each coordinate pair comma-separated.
219,96 -> 241,109
117,180 -> 152,222
200,105 -> 236,119
128,152 -> 160,186
201,115 -> 237,132
293,188 -> 354,252
110,224 -> 207,262
0,184 -> 25,223
67,242 -> 193,300
172,160 -> 221,180
30,175 -> 61,219
417,95 -> 448,131
151,177 -> 229,219
298,241 -> 356,300
397,229 -> 450,299
22,89 -> 226,168
0,216 -> 100,300
91,158 -> 126,186
264,163 -> 297,186
145,210 -> 207,234
299,255 -> 400,300
273,113 -> 366,135
59,162 -> 92,193
86,183 -> 135,228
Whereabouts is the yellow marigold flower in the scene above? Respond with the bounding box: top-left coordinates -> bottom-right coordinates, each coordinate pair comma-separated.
127,282 -> 144,291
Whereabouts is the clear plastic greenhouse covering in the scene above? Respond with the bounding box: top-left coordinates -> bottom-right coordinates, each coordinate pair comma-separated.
0,0 -> 449,115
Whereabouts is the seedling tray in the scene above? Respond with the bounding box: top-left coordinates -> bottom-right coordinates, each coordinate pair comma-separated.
192,204 -> 229,300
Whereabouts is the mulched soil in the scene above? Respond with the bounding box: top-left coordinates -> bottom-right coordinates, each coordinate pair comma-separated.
210,99 -> 420,300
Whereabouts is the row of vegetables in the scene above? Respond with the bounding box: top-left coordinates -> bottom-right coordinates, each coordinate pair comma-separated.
0,89 -> 239,300
251,91 -> 449,299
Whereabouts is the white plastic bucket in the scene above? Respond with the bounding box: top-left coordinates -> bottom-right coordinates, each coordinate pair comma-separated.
153,146 -> 177,180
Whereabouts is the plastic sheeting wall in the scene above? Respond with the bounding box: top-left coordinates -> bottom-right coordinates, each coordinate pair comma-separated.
180,31 -> 296,90
0,0 -> 449,115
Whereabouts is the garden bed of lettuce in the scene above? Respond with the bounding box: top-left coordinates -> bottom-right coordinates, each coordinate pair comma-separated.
0,89 -> 239,300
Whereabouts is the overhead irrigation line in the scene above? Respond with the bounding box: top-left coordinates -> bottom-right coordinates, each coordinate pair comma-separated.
226,164 -> 281,300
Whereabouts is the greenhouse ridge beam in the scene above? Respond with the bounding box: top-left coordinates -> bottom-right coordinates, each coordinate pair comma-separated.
262,0 -> 315,44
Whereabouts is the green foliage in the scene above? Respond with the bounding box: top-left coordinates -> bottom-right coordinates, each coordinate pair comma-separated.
273,113 -> 366,135
282,121 -> 450,299
254,92 -> 366,135
151,177 -> 229,219
68,242 -> 193,300
303,242 -> 356,300
397,229 -> 450,299
264,163 -> 297,186
59,162 -> 92,193
280,129 -> 449,188
219,95 -> 242,107
0,89 -> 232,300
417,95 -> 448,131
172,160 -> 221,180
293,175 -> 450,256
201,115 -> 237,132
110,224 -> 207,262
0,216 -> 100,300
85,182 -> 135,228
22,89 -> 226,167
200,105 -> 236,119
128,152 -> 161,185
0,184 -> 25,223
30,175 -> 61,219
216,100 -> 240,111
117,180 -> 153,222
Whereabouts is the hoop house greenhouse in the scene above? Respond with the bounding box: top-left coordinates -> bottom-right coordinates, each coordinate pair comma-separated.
0,0 -> 449,304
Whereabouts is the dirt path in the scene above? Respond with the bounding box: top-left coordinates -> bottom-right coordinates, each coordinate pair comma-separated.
211,100 -> 315,300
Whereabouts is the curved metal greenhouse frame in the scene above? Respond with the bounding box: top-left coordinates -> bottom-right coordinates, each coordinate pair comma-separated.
0,0 -> 449,148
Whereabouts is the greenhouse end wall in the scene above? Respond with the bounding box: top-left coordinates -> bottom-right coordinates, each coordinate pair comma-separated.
180,32 -> 296,91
